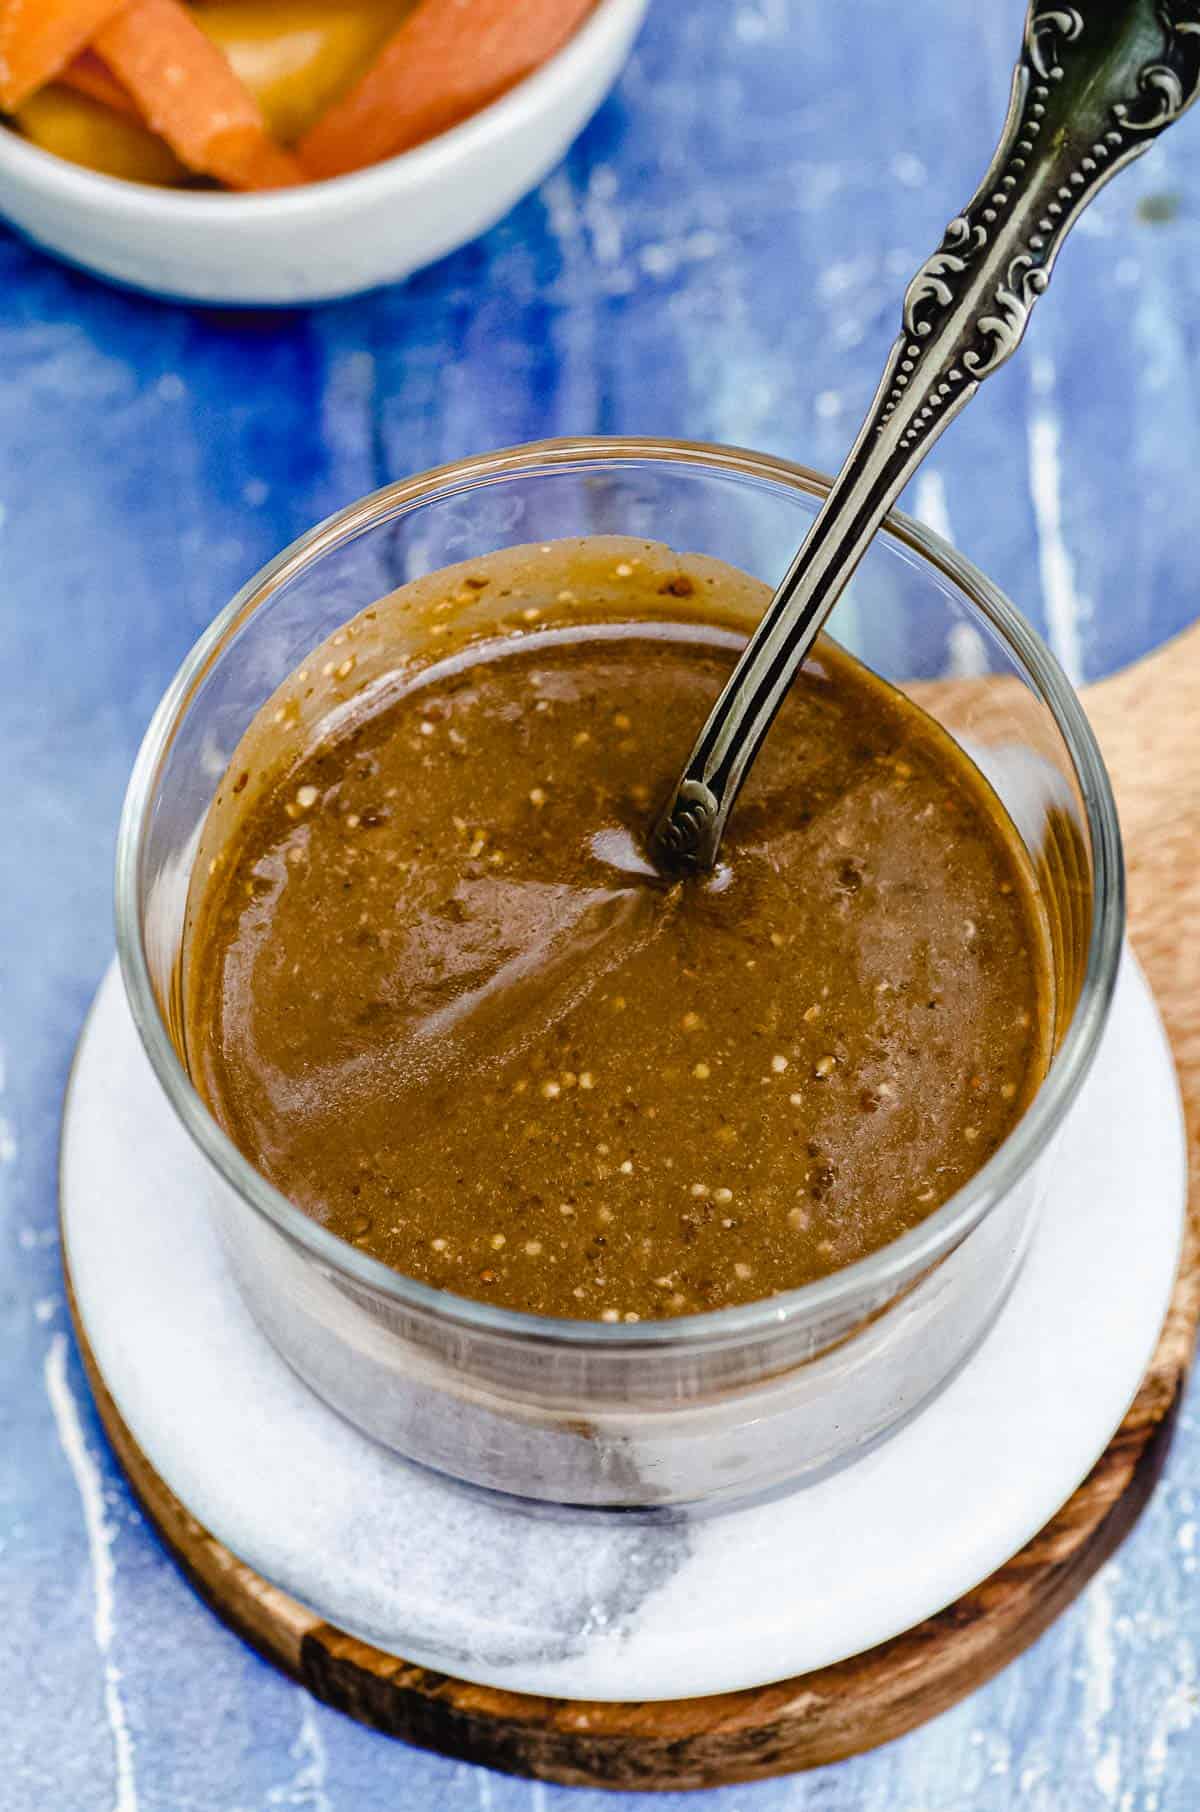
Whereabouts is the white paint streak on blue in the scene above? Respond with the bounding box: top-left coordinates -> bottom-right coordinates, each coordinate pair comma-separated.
0,1037 -> 13,1166
734,0 -> 789,44
913,471 -> 990,678
540,170 -> 581,252
266,1693 -> 333,1812
819,257 -> 874,301
1144,1639 -> 1200,1795
913,470 -> 953,544
892,152 -> 928,187
583,165 -> 625,270
18,1223 -> 56,1247
1083,1568 -> 1119,1805
472,1770 -> 495,1809
44,1333 -> 139,1812
1027,357 -> 1085,684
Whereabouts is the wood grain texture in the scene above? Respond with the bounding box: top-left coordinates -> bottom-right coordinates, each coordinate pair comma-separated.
63,620 -> 1200,1794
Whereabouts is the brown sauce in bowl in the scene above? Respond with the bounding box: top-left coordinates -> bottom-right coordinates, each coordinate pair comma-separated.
183,539 -> 1051,1321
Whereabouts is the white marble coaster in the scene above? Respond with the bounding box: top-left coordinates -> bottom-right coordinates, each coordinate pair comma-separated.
61,955 -> 1184,1702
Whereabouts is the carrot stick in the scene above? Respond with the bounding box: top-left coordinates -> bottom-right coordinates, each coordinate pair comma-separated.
0,0 -> 129,112
59,48 -> 138,119
299,0 -> 598,181
94,0 -> 301,190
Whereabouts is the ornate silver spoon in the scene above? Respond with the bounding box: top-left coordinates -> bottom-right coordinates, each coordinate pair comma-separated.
653,0 -> 1200,872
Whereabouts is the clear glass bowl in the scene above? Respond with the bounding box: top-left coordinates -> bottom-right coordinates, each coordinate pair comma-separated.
116,439 -> 1123,1511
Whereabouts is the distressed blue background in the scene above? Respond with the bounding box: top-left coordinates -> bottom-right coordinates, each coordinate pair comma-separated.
2,2 -> 1198,1807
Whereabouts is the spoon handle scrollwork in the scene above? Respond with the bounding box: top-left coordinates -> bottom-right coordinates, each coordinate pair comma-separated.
653,0 -> 1200,873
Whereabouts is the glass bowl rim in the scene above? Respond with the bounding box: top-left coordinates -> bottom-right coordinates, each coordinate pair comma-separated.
115,435 -> 1125,1352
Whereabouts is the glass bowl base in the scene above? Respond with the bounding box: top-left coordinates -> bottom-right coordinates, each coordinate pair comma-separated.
60,953 -> 1184,1701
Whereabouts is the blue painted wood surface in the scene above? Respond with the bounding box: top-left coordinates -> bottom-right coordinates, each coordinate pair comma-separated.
2,2 -> 1198,1806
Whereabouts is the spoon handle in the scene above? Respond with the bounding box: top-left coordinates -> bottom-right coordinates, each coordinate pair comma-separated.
653,0 -> 1200,872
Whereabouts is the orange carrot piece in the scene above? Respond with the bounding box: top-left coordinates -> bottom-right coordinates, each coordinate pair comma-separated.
0,0 -> 129,112
299,0 -> 598,181
94,0 -> 301,190
59,48 -> 138,119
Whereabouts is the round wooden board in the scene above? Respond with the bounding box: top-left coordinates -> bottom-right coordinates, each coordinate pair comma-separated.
65,622 -> 1200,1792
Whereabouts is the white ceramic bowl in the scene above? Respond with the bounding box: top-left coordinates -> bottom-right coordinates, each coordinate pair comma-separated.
0,0 -> 648,305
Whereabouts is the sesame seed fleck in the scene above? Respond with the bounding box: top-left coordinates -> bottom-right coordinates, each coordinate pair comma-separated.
491,1233 -> 506,1249
814,1055 -> 836,1078
541,1080 -> 561,1100
804,1003 -> 822,1022
789,1092 -> 803,1106
529,786 -> 547,807
690,1182 -> 709,1199
681,1011 -> 701,1031
615,563 -> 634,578
692,1062 -> 711,1080
524,1240 -> 543,1257
734,1262 -> 753,1280
431,1238 -> 447,1252
601,1308 -> 620,1323
295,785 -> 319,810
1001,1081 -> 1017,1100
579,1071 -> 595,1090
771,1054 -> 789,1073
714,1187 -> 733,1205
619,1160 -> 634,1175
